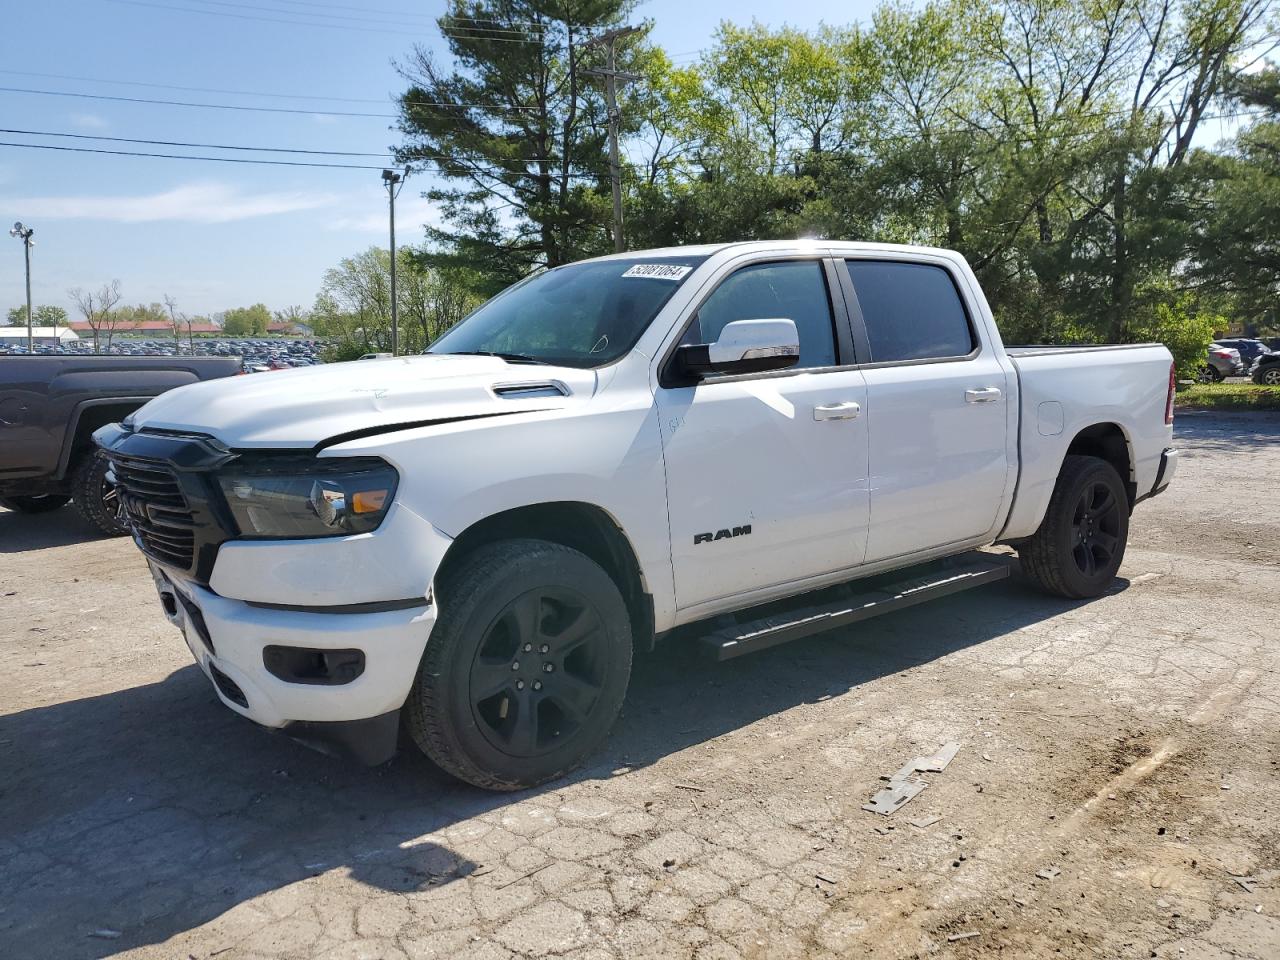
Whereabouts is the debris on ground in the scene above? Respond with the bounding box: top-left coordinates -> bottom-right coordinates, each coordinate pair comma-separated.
864,743 -> 960,816
1035,866 -> 1062,881
862,776 -> 929,815
909,814 -> 942,828
89,929 -> 122,940
947,931 -> 981,941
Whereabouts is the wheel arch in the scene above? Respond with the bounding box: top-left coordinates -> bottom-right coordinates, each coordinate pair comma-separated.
1063,421 -> 1136,508
434,501 -> 657,652
57,398 -> 149,479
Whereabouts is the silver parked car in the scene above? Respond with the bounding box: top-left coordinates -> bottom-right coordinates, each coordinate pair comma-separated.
1198,343 -> 1244,382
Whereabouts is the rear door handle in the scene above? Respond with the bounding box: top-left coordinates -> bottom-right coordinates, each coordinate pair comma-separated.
813,401 -> 861,421
965,387 -> 1002,403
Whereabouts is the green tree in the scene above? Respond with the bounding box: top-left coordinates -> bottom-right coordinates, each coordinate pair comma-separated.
395,0 -> 646,295
6,304 -> 68,327
311,247 -> 480,358
1191,68 -> 1280,332
222,303 -> 271,336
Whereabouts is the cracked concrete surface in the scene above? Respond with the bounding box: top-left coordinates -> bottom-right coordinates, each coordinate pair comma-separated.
1,410 -> 1277,959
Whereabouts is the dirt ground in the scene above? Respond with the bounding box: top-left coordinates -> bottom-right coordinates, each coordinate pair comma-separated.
1,411 -> 1277,960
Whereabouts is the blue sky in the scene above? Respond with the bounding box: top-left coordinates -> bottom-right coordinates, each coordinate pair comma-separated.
0,0 -> 873,319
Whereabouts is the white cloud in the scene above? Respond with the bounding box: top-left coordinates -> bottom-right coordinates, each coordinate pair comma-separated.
12,181 -> 336,224
329,193 -> 444,234
69,113 -> 109,130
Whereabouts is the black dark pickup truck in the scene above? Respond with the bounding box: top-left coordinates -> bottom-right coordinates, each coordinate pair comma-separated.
0,356 -> 240,534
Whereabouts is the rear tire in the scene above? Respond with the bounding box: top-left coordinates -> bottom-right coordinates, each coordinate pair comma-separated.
0,494 -> 70,514
1196,365 -> 1223,383
1259,366 -> 1280,386
71,452 -> 130,536
405,539 -> 633,791
1019,455 -> 1129,600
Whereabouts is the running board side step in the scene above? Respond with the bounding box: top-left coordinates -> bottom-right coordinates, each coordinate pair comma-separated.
699,552 -> 1014,661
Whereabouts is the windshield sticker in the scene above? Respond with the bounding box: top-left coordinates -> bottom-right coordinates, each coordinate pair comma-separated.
622,263 -> 692,281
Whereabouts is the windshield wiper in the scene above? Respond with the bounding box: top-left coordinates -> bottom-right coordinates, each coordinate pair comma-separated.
436,350 -> 552,365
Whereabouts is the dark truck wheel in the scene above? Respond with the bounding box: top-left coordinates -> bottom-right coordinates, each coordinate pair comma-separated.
0,494 -> 70,514
406,539 -> 633,791
71,451 -> 130,537
1019,455 -> 1129,600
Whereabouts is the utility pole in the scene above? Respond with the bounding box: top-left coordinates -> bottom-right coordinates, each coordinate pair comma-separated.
9,222 -> 35,352
585,26 -> 642,253
381,168 -> 407,355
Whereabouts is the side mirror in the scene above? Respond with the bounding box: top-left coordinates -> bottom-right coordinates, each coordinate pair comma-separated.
676,318 -> 800,379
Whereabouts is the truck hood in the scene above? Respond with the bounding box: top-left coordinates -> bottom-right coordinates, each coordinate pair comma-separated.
129,354 -> 598,448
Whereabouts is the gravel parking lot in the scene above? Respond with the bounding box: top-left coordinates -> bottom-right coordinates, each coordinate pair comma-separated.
1,412 -> 1277,960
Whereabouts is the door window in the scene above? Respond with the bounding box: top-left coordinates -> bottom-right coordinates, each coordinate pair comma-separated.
682,260 -> 838,369
845,261 -> 974,362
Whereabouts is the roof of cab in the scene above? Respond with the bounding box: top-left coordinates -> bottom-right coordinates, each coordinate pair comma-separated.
584,239 -> 964,263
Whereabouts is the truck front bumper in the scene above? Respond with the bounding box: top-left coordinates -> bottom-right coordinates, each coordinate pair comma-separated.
150,562 -> 434,764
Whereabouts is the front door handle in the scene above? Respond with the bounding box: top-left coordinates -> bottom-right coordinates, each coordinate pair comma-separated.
965,387 -> 1002,403
813,401 -> 861,421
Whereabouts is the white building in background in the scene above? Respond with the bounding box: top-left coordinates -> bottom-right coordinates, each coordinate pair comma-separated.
0,327 -> 80,345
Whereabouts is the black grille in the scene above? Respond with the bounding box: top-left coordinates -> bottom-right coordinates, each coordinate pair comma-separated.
109,455 -> 197,570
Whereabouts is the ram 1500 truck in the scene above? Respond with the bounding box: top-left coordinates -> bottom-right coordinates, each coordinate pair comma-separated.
0,355 -> 241,533
96,242 -> 1178,789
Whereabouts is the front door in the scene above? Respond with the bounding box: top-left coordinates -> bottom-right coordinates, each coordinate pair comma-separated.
656,258 -> 870,611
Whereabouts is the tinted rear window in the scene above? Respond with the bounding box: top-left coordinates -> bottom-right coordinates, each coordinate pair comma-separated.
845,261 -> 975,362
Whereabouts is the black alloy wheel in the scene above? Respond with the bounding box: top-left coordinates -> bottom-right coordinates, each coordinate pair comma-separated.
469,587 -> 610,758
405,538 -> 633,790
1070,480 -> 1122,578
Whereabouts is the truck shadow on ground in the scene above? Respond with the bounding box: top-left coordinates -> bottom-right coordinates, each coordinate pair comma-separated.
0,574 -> 1120,959
0,506 -> 115,553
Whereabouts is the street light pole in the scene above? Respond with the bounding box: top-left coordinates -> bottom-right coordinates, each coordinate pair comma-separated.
9,222 -> 35,352
382,168 -> 407,356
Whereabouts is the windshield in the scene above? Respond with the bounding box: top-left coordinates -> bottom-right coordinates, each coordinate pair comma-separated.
427,255 -> 707,368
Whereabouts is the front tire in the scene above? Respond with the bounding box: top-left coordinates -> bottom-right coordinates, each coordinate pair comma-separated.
1019,455 -> 1129,599
406,539 -> 633,790
0,494 -> 70,514
71,452 -> 130,536
1258,366 -> 1280,386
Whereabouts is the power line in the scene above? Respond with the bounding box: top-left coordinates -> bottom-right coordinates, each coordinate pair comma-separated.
0,127 -> 395,158
0,140 -> 605,177
177,0 -> 440,22
230,0 -> 439,16
0,68 -> 400,104
0,85 -> 532,117
104,0 -> 414,35
2,127 -> 599,165
105,0 -> 552,42
0,140 -> 391,169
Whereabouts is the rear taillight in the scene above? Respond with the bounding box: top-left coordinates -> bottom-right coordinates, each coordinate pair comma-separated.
1211,350 -> 1231,359
1165,361 -> 1176,425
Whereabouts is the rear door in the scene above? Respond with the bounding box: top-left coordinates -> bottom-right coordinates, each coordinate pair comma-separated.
656,257 -> 870,611
839,258 -> 1011,563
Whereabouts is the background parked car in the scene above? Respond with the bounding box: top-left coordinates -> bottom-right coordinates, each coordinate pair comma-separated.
1250,350 -> 1280,385
1213,337 -> 1270,367
1199,343 -> 1244,382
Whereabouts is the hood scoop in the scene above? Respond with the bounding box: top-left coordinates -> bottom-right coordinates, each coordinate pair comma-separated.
492,380 -> 570,399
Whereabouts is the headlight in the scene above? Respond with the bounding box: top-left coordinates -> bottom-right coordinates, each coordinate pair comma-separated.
216,457 -> 398,538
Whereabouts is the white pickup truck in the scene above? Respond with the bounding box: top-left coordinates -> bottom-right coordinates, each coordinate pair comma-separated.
97,241 -> 1178,789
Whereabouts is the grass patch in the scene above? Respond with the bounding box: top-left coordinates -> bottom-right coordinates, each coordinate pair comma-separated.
1175,382 -> 1280,410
